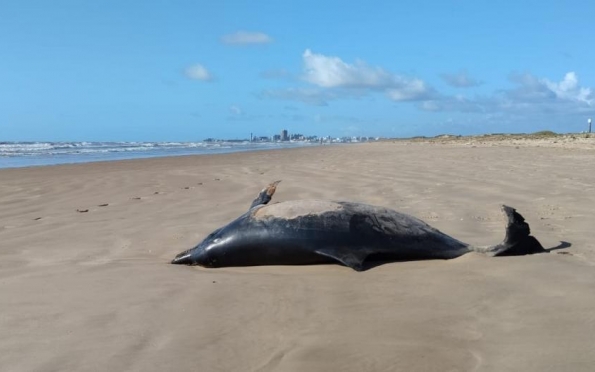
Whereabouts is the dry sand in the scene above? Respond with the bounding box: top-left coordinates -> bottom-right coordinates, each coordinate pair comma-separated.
1,138 -> 595,371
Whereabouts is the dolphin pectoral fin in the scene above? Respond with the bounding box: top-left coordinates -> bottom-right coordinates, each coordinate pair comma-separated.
249,180 -> 282,209
315,248 -> 368,271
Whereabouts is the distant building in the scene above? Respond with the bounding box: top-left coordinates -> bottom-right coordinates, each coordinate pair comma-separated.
273,134 -> 281,141
281,129 -> 289,141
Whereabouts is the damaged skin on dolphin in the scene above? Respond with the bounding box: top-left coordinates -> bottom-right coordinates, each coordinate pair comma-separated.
171,181 -> 545,271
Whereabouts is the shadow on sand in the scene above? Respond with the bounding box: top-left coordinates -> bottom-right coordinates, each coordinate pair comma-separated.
359,241 -> 573,271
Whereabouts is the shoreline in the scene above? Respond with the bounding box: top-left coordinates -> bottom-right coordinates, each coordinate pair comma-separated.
0,144 -> 348,176
0,141 -> 324,170
3,132 -> 594,171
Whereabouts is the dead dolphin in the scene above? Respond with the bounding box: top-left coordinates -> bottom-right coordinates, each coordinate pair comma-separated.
171,181 -> 545,271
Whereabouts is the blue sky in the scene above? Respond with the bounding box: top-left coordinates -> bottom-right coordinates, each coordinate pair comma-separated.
1,1 -> 594,141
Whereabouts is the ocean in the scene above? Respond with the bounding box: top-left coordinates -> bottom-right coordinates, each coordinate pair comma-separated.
0,141 -> 317,169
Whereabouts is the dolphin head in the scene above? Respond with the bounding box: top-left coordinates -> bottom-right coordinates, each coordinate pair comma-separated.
171,229 -> 221,267
171,227 -> 232,267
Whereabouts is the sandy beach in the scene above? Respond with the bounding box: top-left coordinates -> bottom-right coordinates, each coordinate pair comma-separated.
1,138 -> 595,371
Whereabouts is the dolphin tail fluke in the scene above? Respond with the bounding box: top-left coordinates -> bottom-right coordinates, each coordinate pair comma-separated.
484,205 -> 546,256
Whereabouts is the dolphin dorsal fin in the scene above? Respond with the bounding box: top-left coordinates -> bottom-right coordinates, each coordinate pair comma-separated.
315,248 -> 368,271
249,180 -> 282,210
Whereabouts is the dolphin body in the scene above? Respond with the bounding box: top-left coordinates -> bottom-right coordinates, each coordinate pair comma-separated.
171,181 -> 545,271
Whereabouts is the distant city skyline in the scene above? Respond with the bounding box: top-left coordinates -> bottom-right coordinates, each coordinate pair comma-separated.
1,1 -> 594,141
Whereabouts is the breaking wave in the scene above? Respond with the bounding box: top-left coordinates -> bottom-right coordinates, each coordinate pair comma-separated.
0,141 -> 314,168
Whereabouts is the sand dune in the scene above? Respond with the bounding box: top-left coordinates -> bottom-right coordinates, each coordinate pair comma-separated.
1,140 -> 594,371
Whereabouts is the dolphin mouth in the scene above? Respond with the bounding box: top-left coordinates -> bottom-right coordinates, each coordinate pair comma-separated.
171,251 -> 193,265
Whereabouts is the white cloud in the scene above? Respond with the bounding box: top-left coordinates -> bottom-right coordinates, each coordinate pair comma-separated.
302,49 -> 394,88
441,70 -> 482,88
419,72 -> 595,118
502,72 -> 594,110
264,48 -> 595,131
386,79 -> 433,101
221,31 -> 272,45
506,73 -> 556,102
184,64 -> 212,81
299,49 -> 434,102
543,72 -> 592,104
262,50 -> 435,105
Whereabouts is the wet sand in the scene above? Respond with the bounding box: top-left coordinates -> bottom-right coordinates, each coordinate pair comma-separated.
1,138 -> 595,371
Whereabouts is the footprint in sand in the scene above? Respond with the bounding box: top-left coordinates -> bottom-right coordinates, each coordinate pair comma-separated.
75,204 -> 108,213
